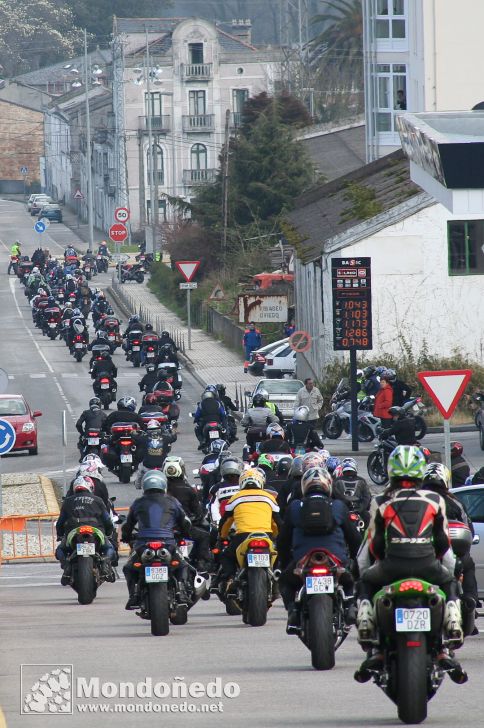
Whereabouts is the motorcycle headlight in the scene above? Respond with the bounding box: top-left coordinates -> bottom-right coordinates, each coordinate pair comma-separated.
22,422 -> 35,433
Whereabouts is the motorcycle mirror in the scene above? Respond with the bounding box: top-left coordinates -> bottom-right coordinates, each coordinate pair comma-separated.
110,496 -> 117,502
473,534 -> 480,545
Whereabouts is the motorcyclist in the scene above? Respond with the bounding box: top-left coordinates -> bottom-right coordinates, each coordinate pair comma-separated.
451,441 -> 470,487
151,365 -> 176,397
270,455 -> 293,491
208,458 -> 244,525
135,420 -> 176,488
332,457 -> 372,522
75,398 -> 107,449
159,330 -> 178,356
69,457 -> 110,509
41,295 -> 62,335
355,445 -> 464,679
8,241 -> 21,274
218,469 -> 281,583
163,459 -> 211,571
258,389 -> 285,426
241,393 -> 278,451
287,406 -> 324,449
121,470 -> 192,609
138,363 -> 159,393
278,466 -> 362,633
98,241 -> 111,258
91,292 -> 110,325
193,390 -> 227,449
64,245 -> 77,259
122,315 -> 144,353
257,454 -> 280,489
259,424 -> 292,454
216,384 -> 239,443
102,396 -> 145,433
277,456 -> 304,517
67,309 -> 88,351
362,365 -> 380,396
55,476 -> 115,584
385,369 -> 412,407
90,351 -> 117,381
380,405 -> 416,445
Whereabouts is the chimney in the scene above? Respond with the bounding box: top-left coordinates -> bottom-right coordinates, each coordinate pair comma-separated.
231,19 -> 252,45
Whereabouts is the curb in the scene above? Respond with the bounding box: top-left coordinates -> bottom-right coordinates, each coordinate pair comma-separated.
426,424 -> 475,434
39,475 -> 60,514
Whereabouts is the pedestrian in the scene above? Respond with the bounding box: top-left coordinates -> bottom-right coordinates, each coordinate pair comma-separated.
242,322 -> 262,373
373,371 -> 393,428
294,378 -> 323,429
284,320 -> 295,338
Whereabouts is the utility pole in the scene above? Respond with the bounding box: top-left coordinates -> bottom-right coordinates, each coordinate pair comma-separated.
221,108 -> 231,261
145,28 -> 156,256
84,29 -> 94,251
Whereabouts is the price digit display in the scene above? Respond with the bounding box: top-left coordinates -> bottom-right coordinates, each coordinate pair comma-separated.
332,257 -> 372,351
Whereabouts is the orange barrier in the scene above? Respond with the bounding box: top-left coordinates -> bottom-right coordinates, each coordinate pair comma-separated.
0,507 -> 131,563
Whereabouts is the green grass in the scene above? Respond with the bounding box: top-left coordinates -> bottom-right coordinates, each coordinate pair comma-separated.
107,242 -> 139,254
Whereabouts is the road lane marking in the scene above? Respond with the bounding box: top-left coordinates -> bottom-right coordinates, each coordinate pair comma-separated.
8,277 -> 76,423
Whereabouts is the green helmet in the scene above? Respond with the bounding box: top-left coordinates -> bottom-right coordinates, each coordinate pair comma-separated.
388,445 -> 426,483
258,454 -> 274,471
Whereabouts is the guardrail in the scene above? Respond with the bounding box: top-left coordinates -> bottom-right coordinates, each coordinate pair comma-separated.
111,277 -> 186,354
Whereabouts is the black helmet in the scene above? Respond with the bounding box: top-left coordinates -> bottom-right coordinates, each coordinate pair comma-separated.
216,384 -> 226,396
252,393 -> 266,407
161,330 -> 169,337
146,363 -> 156,372
89,397 -> 101,410
48,296 -> 55,305
145,323 -> 153,331
389,406 -> 404,418
363,366 -> 376,378
130,315 -> 140,324
277,455 -> 293,477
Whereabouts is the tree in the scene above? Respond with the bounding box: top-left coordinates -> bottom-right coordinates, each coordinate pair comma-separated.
241,91 -> 312,133
0,0 -> 80,76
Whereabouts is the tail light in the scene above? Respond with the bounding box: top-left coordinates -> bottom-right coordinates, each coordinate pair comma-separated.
75,335 -> 83,341
79,526 -> 94,534
119,439 -> 132,446
88,431 -> 99,437
148,346 -> 154,351
309,566 -> 330,575
249,539 -> 269,549
349,513 -> 359,522
266,358 -> 273,366
178,540 -> 186,546
222,540 -> 229,547
100,378 -> 109,383
133,340 -> 140,345
148,541 -> 164,549
399,580 -> 424,592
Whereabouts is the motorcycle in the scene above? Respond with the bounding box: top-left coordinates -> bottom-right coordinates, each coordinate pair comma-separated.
63,525 -> 115,605
200,421 -> 228,455
126,329 -> 144,367
9,255 -> 19,275
221,532 -> 278,626
71,330 -> 88,362
129,538 -> 207,636
292,548 -> 351,670
107,423 -> 140,483
355,578 -> 467,724
367,434 -> 430,486
93,375 -> 117,409
45,315 -> 61,340
242,426 -> 268,461
120,262 -> 145,284
103,317 -> 121,350
402,396 -> 427,440
162,362 -> 182,400
96,254 -> 109,274
79,427 -> 104,458
82,261 -> 94,280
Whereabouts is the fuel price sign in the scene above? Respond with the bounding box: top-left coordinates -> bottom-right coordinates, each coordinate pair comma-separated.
331,257 -> 372,351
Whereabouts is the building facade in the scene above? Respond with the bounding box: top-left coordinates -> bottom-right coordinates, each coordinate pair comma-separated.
363,0 -> 484,160
0,99 -> 44,193
113,17 -> 281,235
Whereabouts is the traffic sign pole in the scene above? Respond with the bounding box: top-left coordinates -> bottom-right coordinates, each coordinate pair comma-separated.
187,288 -> 192,350
350,349 -> 358,452
443,420 -> 451,473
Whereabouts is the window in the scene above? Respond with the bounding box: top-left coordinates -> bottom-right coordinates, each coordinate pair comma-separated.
375,0 -> 406,40
191,143 -> 207,171
189,90 -> 206,116
232,88 -> 249,113
146,199 -> 167,223
145,92 -> 162,119
454,489 -> 484,522
375,63 -> 407,132
147,144 -> 164,185
448,220 -> 484,275
188,43 -> 204,65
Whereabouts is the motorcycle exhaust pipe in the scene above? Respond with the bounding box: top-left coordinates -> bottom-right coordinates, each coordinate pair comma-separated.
381,597 -> 393,610
193,573 -> 209,598
273,568 -> 281,580
428,595 -> 441,609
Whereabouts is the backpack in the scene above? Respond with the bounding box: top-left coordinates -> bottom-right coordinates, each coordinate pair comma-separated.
299,494 -> 335,536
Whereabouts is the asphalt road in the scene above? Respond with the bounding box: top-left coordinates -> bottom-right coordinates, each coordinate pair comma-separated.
1,199 -> 484,727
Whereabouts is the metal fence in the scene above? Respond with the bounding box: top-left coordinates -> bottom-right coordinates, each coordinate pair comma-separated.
205,306 -> 245,353
111,277 -> 186,354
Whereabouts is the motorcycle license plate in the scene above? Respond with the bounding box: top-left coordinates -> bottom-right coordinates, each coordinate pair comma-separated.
101,383 -> 109,389
247,553 -> 270,567
120,453 -> 132,463
76,543 -> 95,556
145,566 -> 168,583
132,346 -> 140,351
48,323 -> 56,328
306,576 -> 334,594
147,352 -> 155,358
88,437 -> 100,445
108,334 -> 115,340
209,431 -> 220,439
395,607 -> 431,632
74,343 -> 84,348
178,541 -> 193,558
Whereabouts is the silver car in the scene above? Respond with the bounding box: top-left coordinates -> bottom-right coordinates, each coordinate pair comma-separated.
451,485 -> 484,596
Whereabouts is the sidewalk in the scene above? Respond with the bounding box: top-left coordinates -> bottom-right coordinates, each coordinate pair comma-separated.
108,276 -> 257,400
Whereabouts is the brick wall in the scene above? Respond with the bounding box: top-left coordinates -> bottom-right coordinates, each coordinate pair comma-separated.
0,100 -> 43,185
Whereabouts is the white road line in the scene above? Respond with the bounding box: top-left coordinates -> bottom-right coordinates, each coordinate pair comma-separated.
7,277 -> 76,423
30,373 -> 47,378
60,373 -> 79,378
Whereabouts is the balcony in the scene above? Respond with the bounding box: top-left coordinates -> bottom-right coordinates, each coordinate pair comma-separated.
182,63 -> 212,80
182,114 -> 215,132
138,115 -> 171,133
230,112 -> 242,128
183,169 -> 217,185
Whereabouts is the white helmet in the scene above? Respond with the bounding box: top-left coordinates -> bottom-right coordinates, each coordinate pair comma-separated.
162,461 -> 183,479
294,406 -> 309,422
77,462 -> 100,480
72,475 -> 95,493
301,467 -> 332,496
82,454 -> 104,471
32,266 -> 39,274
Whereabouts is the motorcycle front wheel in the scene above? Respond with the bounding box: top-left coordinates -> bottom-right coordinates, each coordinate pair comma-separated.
358,422 -> 374,443
322,414 -> 343,440
414,415 -> 427,440
367,451 -> 389,485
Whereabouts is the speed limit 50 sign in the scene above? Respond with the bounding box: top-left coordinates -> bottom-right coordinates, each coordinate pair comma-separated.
114,207 -> 130,224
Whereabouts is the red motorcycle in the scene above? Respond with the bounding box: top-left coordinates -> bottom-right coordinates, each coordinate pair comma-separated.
107,423 -> 140,483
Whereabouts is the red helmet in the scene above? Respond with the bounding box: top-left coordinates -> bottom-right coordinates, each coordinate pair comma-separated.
451,441 -> 463,457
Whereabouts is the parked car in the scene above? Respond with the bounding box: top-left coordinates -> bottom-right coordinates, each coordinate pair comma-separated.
27,194 -> 38,212
30,195 -> 53,216
247,378 -> 304,420
263,341 -> 296,378
38,204 -> 62,223
248,338 -> 289,376
0,394 -> 42,455
452,485 -> 484,596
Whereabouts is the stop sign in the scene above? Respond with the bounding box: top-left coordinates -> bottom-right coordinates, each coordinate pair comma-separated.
109,223 -> 128,243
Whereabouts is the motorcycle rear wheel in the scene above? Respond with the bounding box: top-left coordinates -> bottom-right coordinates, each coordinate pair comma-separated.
75,557 -> 96,605
74,351 -> 84,362
396,633 -> 427,724
358,422 -> 374,443
367,452 -> 389,485
322,415 -> 343,440
119,464 -> 131,484
149,583 -> 169,636
480,425 -> 484,451
414,415 -> 427,441
307,594 -> 335,670
247,568 -> 268,627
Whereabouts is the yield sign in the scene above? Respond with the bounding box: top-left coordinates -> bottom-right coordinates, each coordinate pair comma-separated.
417,369 -> 472,419
175,260 -> 200,282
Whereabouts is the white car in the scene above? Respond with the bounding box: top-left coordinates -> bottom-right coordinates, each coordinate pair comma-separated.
30,195 -> 53,216
247,378 -> 304,420
452,485 -> 484,596
263,341 -> 296,378
248,338 -> 289,376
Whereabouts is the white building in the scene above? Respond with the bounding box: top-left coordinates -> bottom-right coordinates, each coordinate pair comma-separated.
288,148 -> 484,379
112,17 -> 281,233
363,0 -> 484,160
